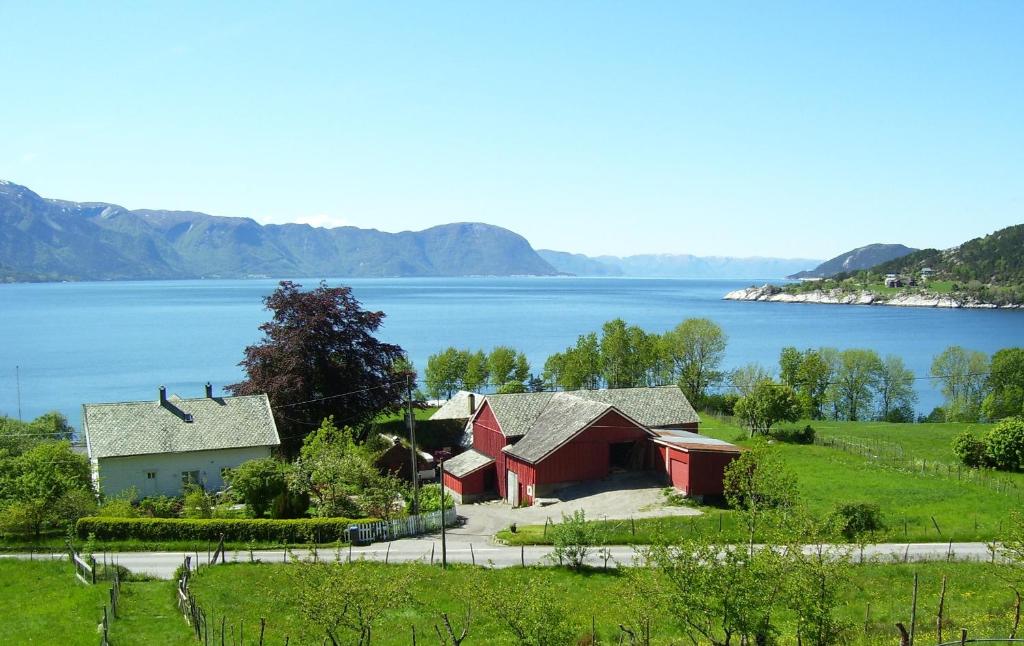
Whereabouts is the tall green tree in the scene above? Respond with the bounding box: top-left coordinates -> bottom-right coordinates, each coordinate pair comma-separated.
931,345 -> 990,422
600,318 -> 650,388
228,281 -> 407,455
874,354 -> 917,422
723,441 -> 799,553
424,347 -> 470,399
548,332 -> 602,390
0,440 -> 93,538
779,348 -> 834,419
833,349 -> 882,421
730,363 -> 772,398
664,318 -> 728,406
733,381 -> 801,438
487,346 -> 529,388
462,350 -> 490,392
982,348 -> 1024,420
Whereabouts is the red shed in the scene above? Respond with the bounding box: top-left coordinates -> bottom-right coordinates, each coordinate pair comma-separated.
653,431 -> 743,498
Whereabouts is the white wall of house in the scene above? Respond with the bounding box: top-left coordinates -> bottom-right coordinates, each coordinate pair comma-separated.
96,445 -> 273,498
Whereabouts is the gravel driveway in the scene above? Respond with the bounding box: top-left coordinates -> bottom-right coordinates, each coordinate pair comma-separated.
447,471 -> 702,540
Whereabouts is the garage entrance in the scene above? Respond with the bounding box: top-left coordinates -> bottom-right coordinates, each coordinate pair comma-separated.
610,440 -> 645,470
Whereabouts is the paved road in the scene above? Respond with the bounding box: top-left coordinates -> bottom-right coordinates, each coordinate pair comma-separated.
2,539 -> 1001,579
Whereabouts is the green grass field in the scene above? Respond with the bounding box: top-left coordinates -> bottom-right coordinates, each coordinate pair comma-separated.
501,417 -> 1023,545
2,558 -> 1022,645
0,559 -> 110,645
177,561 -> 1022,645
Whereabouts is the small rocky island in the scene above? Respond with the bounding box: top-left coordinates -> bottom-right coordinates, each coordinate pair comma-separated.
723,284 -> 1021,309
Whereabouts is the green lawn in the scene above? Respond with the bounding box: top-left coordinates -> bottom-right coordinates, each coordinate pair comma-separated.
182,561 -> 1021,645
2,558 -> 1022,645
501,417 -> 1023,545
0,558 -> 109,645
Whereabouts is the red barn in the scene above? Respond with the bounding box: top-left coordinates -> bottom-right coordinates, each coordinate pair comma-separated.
441,386 -> 739,506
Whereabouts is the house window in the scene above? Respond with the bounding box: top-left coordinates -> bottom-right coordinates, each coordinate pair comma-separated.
181,470 -> 201,486
146,471 -> 157,480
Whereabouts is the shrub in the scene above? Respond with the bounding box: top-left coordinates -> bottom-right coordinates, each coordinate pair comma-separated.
182,486 -> 214,519
226,458 -> 290,518
984,416 -> 1024,471
770,425 -> 816,445
139,496 -> 181,518
76,516 -> 380,542
410,483 -> 453,513
549,509 -> 597,569
831,502 -> 884,539
96,498 -> 139,518
952,431 -> 988,468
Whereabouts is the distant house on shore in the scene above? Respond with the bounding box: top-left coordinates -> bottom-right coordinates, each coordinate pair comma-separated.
884,274 -> 903,288
442,386 -> 740,506
83,384 -> 281,498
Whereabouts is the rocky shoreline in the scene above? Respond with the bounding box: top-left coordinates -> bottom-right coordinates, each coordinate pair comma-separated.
723,285 -> 1022,309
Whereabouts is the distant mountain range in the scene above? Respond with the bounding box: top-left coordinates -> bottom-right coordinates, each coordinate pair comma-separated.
787,243 -> 917,279
0,181 -> 558,281
1,180 -> 822,282
538,250 -> 821,279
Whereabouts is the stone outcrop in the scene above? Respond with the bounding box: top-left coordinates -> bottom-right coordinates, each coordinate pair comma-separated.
723,285 -> 1021,309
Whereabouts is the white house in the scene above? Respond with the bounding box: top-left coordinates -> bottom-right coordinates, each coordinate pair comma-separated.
83,384 -> 281,498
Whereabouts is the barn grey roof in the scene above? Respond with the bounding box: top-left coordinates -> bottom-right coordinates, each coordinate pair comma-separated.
483,386 -> 698,439
430,391 -> 480,421
442,448 -> 494,478
653,430 -> 741,453
83,393 -> 280,459
502,394 -> 612,463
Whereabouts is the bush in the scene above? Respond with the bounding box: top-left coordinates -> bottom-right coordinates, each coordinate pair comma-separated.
182,486 -> 214,519
96,498 -> 139,518
410,483 -> 453,513
76,516 -> 381,542
918,407 -> 946,423
984,416 -> 1024,471
952,431 -> 988,468
770,425 -> 816,445
549,509 -> 597,570
831,502 -> 884,539
139,496 -> 181,518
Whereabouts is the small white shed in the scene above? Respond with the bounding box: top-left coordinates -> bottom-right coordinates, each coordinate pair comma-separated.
83,385 -> 281,498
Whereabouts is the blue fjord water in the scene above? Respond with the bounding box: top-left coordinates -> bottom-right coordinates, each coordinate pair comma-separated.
1,277 -> 1022,428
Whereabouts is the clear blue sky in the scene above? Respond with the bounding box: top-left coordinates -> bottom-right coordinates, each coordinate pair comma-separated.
1,2 -> 1021,258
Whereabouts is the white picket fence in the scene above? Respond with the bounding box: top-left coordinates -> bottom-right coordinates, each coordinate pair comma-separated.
353,506 -> 457,544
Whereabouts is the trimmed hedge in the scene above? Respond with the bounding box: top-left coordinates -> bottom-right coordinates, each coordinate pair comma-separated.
76,516 -> 380,542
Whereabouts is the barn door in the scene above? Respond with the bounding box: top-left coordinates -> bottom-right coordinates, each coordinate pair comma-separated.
506,470 -> 519,506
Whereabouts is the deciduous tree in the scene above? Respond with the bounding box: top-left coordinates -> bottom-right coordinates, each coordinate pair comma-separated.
874,354 -> 917,422
733,381 -> 800,438
931,345 -> 990,422
664,318 -> 727,406
983,347 -> 1024,420
229,281 -> 407,454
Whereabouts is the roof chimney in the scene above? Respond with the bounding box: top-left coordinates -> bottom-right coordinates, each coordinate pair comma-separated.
158,385 -> 167,405
468,393 -> 476,414
205,382 -> 213,398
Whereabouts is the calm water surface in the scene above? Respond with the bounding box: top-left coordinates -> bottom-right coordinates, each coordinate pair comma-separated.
1,277 -> 1022,427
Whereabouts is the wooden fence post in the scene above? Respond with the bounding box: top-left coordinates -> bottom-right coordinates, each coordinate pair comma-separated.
910,572 -> 918,646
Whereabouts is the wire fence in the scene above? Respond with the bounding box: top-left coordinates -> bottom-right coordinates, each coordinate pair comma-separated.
813,434 -> 1023,501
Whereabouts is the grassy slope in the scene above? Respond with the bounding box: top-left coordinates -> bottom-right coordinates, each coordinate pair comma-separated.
0,559 -> 108,645
501,417 -> 1023,545
182,561 -> 1021,645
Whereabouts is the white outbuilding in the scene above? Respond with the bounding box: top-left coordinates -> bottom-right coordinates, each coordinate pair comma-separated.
83,384 -> 281,498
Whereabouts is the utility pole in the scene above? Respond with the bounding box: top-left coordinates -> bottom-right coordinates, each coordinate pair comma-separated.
438,452 -> 448,569
407,374 -> 419,515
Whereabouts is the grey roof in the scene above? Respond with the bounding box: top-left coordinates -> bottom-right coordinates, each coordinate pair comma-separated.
430,391 -> 480,421
502,394 -> 613,463
483,386 -> 698,438
442,448 -> 494,478
84,393 -> 280,459
653,430 -> 741,453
